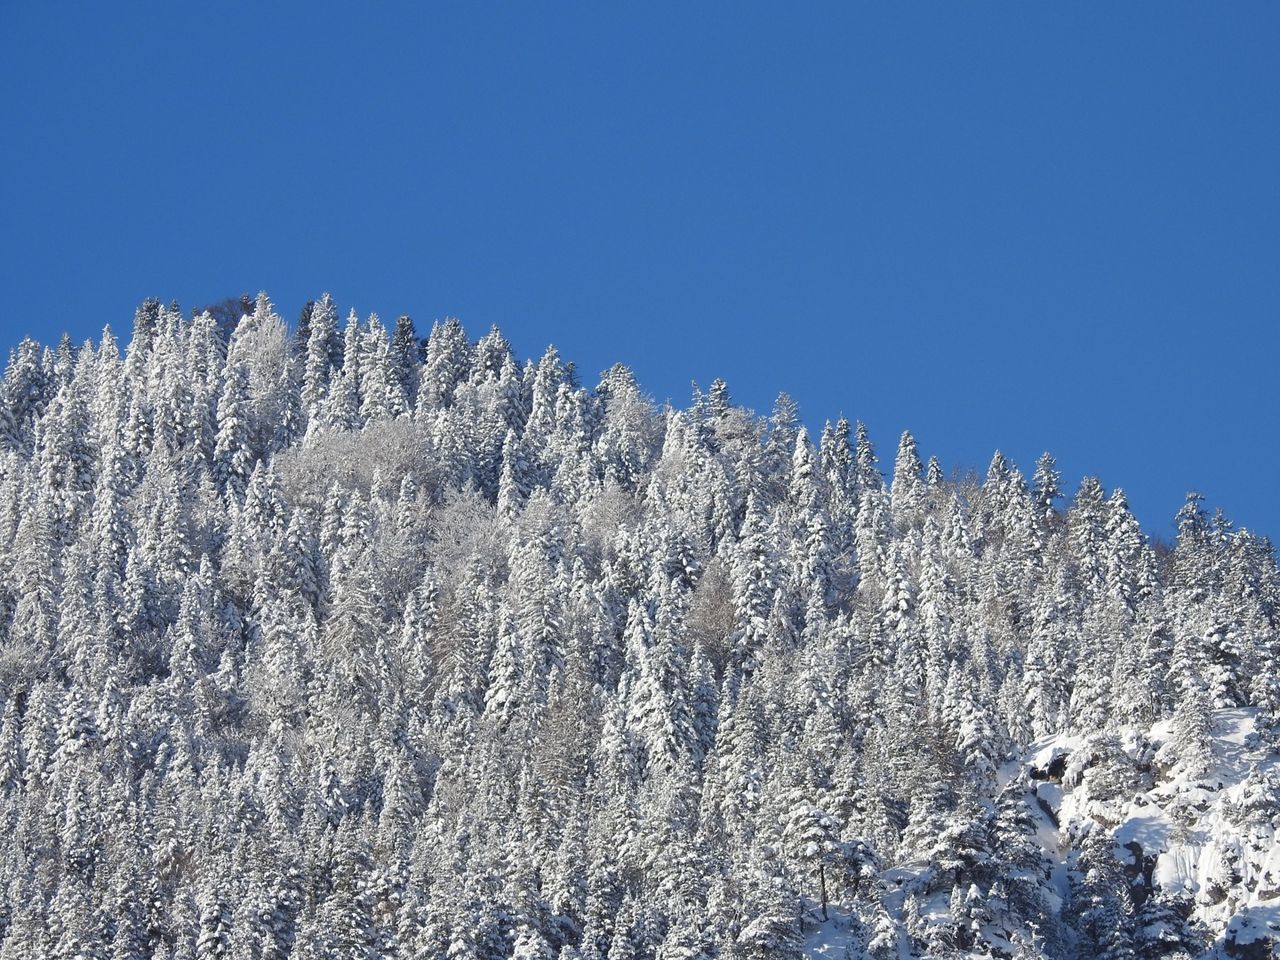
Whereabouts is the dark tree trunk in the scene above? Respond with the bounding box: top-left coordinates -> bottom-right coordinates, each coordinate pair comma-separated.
819,862 -> 829,921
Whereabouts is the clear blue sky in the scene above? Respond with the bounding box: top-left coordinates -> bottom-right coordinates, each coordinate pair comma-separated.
2,3 -> 1277,538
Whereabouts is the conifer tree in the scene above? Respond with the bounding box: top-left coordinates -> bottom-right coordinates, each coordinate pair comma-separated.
214,363 -> 255,500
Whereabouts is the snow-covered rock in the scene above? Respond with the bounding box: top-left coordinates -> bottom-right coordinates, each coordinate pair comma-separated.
802,709 -> 1280,959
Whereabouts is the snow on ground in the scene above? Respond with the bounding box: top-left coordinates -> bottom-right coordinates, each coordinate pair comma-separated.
1112,804 -> 1170,854
1224,898 -> 1280,946
802,913 -> 862,959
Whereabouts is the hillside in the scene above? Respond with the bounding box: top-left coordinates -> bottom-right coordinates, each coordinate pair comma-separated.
0,294 -> 1276,959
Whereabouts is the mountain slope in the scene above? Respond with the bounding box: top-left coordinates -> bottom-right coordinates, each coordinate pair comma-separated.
0,294 -> 1276,959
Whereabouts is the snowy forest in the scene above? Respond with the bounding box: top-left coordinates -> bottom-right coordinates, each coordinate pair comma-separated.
0,293 -> 1277,960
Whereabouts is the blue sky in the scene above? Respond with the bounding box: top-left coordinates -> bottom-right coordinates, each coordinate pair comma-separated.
2,3 -> 1277,537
